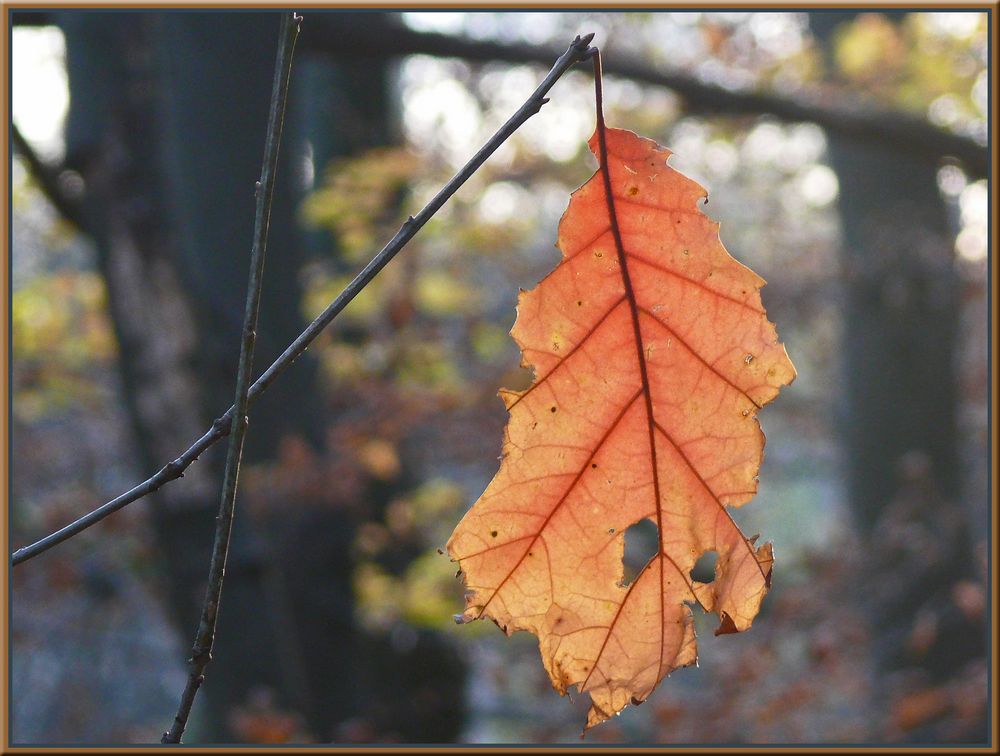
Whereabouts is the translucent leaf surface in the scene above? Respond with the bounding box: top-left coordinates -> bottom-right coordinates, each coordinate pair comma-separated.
448,123 -> 795,730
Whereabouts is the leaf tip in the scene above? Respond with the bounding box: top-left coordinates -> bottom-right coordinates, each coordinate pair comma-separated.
714,611 -> 739,636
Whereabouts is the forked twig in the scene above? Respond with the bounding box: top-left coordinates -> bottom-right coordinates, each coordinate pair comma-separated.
161,11 -> 301,743
11,31 -> 597,566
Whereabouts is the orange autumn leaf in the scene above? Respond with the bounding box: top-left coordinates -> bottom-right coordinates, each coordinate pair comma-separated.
447,101 -> 795,728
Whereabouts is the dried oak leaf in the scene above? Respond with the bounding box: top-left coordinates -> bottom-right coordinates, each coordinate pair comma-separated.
447,126 -> 795,729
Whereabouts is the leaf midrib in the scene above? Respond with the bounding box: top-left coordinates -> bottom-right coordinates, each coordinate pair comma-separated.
592,121 -> 671,684
593,128 -> 769,593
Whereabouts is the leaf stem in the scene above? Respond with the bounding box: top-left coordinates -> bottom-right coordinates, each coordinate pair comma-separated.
160,11 -> 301,744
11,32 -> 597,567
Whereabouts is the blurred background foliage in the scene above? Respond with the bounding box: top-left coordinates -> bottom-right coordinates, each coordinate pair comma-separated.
10,10 -> 989,746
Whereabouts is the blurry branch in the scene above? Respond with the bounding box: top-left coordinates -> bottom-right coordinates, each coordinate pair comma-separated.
11,121 -> 87,230
13,123 -> 252,342
12,16 -> 986,241
161,12 -> 301,744
300,21 -> 988,179
10,31 -> 599,567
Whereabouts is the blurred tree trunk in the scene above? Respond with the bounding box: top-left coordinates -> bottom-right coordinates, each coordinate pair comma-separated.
809,11 -> 984,742
57,11 -> 467,742
808,11 -> 961,534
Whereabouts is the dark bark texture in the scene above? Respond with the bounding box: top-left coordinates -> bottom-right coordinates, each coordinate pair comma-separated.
57,11 -> 465,742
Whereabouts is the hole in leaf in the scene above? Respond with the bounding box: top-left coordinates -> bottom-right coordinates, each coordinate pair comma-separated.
690,550 -> 718,583
622,518 -> 658,587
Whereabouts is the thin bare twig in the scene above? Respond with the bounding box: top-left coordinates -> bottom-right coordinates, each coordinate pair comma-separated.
161,11 -> 301,744
11,31 -> 598,567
